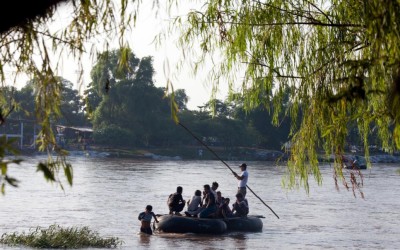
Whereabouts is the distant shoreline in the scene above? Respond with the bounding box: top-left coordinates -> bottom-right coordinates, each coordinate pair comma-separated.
16,145 -> 400,163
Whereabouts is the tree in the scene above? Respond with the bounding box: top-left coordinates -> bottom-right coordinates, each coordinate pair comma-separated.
230,88 -> 293,150
203,99 -> 233,118
0,0 -> 141,192
89,49 -> 141,97
10,84 -> 35,120
7,78 -> 86,126
171,89 -> 189,111
90,49 -> 175,147
169,0 -> 400,193
234,105 -> 291,150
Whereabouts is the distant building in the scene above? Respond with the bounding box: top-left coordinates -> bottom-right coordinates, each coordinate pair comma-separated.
0,120 -> 94,150
56,125 -> 93,150
0,119 -> 38,149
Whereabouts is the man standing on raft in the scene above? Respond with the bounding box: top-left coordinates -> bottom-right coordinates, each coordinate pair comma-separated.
233,163 -> 249,198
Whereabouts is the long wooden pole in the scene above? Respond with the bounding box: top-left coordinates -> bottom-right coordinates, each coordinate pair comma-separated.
178,122 -> 279,219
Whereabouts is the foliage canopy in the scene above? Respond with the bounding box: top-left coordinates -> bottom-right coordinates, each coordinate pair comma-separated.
0,0 -> 140,192
168,0 -> 400,192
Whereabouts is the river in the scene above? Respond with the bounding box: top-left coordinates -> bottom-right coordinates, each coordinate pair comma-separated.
1,156 -> 399,249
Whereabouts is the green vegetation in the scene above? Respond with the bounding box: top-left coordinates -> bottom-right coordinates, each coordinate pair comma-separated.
168,0 -> 400,192
0,224 -> 122,248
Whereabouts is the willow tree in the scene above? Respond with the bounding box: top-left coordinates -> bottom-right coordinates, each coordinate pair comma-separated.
167,0 -> 400,193
0,0 -> 142,192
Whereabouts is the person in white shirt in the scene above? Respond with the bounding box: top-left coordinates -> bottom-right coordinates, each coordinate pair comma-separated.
210,181 -> 219,203
233,163 -> 249,198
184,190 -> 203,217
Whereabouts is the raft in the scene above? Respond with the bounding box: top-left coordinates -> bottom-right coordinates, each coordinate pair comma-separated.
155,215 -> 227,234
155,215 -> 263,234
342,155 -> 367,170
224,216 -> 263,232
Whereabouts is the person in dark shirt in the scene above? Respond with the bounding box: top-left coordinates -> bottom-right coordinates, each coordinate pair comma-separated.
220,198 -> 233,218
232,193 -> 249,217
199,184 -> 217,218
167,186 -> 186,215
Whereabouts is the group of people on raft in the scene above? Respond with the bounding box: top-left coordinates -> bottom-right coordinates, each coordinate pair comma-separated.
138,163 -> 249,235
169,183 -> 249,219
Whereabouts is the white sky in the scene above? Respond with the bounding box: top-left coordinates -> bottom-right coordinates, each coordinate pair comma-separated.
53,1 -> 231,110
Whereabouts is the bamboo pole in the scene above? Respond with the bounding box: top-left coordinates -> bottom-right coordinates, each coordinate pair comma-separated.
178,122 -> 279,219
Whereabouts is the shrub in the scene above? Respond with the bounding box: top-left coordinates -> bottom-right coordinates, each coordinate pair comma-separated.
93,125 -> 134,146
0,224 -> 122,248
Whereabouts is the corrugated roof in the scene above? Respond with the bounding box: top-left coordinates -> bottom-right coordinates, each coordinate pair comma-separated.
56,125 -> 93,132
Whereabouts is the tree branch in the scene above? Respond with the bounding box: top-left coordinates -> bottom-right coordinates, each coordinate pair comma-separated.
192,12 -> 364,28
225,20 -> 363,28
253,0 -> 322,21
305,0 -> 333,24
243,61 -> 304,79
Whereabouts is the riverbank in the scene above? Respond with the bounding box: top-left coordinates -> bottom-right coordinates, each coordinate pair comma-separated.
19,145 -> 400,163
64,145 -> 288,161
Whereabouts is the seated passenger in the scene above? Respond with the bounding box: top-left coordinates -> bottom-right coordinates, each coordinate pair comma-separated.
167,186 -> 185,215
210,181 -> 219,202
199,184 -> 217,218
215,191 -> 225,218
216,191 -> 224,206
220,198 -> 233,218
232,193 -> 249,217
184,190 -> 203,217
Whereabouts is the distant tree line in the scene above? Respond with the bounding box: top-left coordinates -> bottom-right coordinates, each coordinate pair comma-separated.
3,49 -> 295,151
4,48 -> 377,153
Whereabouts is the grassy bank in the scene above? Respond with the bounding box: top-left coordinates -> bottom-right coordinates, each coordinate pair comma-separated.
0,224 -> 122,248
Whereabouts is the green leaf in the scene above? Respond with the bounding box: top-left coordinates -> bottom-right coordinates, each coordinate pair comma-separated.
36,163 -> 55,182
5,176 -> 19,187
64,164 -> 73,186
1,162 -> 6,175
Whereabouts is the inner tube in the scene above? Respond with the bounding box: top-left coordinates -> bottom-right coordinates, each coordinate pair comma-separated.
156,215 -> 227,234
224,216 -> 263,232
344,164 -> 367,170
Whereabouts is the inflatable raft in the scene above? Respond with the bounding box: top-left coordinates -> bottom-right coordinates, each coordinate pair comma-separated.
342,155 -> 367,169
155,215 -> 263,234
223,216 -> 263,232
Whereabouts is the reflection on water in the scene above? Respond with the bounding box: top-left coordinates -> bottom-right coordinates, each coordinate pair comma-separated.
1,156 -> 400,249
138,232 -> 151,246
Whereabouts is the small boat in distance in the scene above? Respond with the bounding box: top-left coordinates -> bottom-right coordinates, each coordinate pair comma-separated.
155,214 -> 263,234
343,155 -> 367,170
